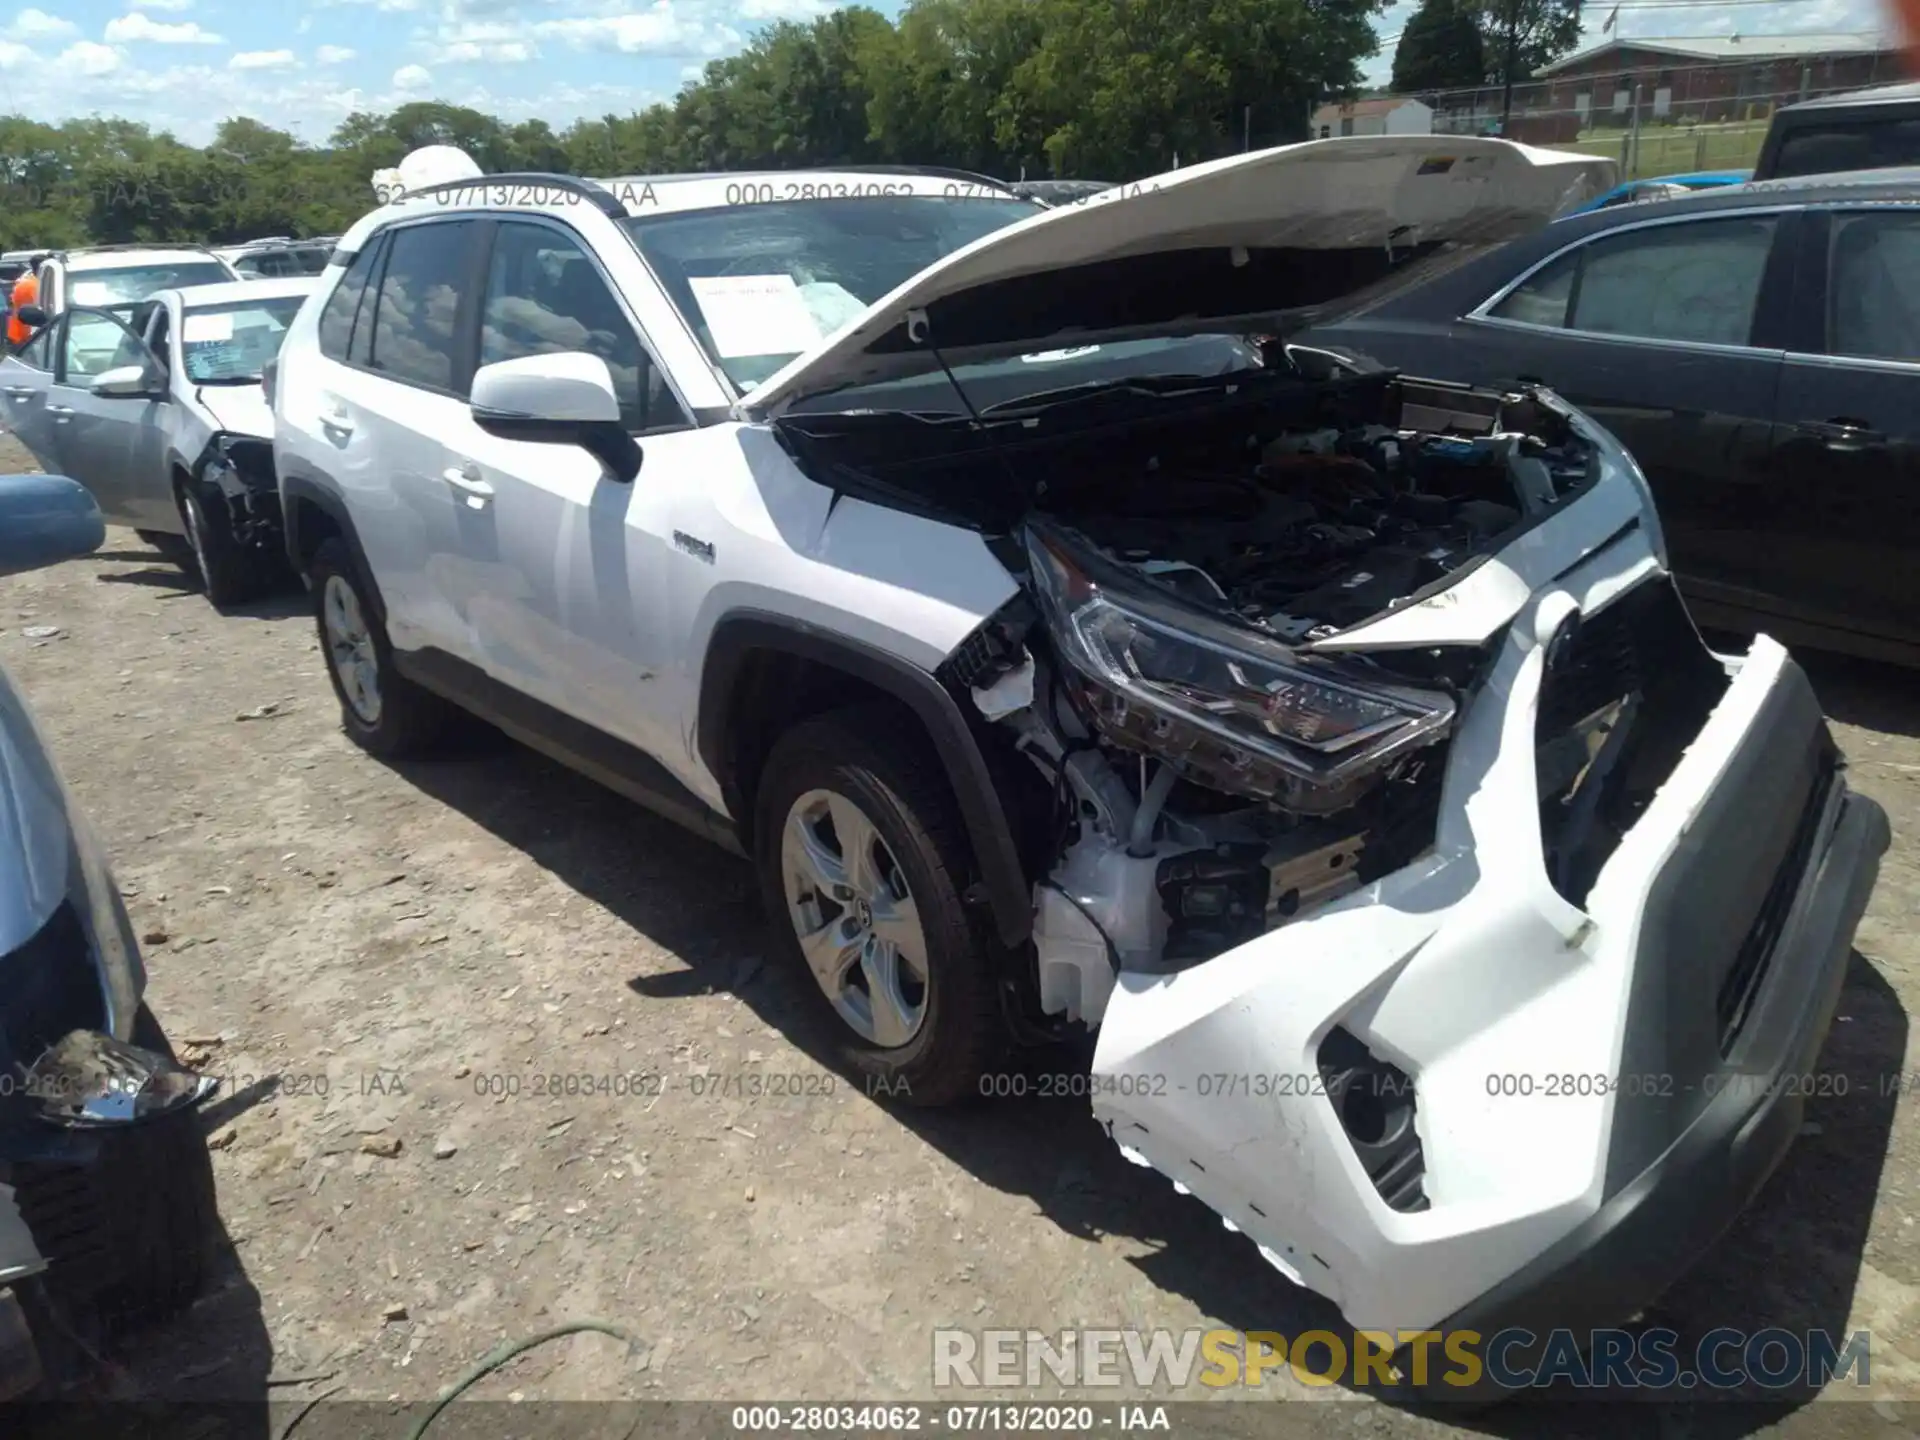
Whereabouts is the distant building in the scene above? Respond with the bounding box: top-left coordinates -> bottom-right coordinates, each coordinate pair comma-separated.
1423,33 -> 1904,144
1311,97 -> 1435,139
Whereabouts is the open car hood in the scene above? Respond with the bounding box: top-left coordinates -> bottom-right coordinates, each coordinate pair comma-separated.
743,136 -> 1614,418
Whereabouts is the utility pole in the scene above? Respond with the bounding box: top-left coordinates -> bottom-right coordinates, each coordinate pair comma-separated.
1244,106 -> 1252,152
1500,0 -> 1521,131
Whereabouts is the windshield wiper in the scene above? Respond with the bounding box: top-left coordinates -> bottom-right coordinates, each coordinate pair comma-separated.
978,371 -> 1259,417
193,374 -> 263,385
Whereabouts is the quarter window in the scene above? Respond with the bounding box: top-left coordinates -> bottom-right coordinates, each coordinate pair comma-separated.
366,221 -> 474,391
13,324 -> 52,372
479,221 -> 688,432
1488,216 -> 1778,347
1828,211 -> 1920,363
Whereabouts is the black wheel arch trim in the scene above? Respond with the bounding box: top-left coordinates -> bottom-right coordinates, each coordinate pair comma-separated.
698,611 -> 1033,950
279,474 -> 387,624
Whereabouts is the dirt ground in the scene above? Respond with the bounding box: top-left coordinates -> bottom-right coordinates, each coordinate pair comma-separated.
6,430 -> 1920,1439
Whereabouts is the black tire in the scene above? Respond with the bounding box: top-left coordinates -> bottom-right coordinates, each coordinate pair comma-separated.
754,705 -> 1003,1107
14,1005 -> 219,1354
176,480 -> 272,608
308,537 -> 453,759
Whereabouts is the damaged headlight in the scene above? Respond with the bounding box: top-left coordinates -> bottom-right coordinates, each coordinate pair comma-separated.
1025,520 -> 1455,812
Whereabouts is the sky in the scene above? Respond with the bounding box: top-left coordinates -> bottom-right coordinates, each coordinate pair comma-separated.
0,0 -> 1900,146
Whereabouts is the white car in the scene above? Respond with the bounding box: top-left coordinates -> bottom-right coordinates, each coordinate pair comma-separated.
29,245 -> 240,319
270,136 -> 1889,1378
0,275 -> 315,605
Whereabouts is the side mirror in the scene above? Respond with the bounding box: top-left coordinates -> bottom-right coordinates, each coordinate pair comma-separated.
0,475 -> 104,578
90,364 -> 162,399
469,351 -> 642,484
15,304 -> 46,329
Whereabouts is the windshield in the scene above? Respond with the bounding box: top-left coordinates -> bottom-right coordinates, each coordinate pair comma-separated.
181,294 -> 307,382
622,195 -> 1040,390
70,262 -> 234,307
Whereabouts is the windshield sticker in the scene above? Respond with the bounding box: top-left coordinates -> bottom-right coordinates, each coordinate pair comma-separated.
1417,157 -> 1456,176
689,274 -> 822,359
183,312 -> 235,343
70,281 -> 111,305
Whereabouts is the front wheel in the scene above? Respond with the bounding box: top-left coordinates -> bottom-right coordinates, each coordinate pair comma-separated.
177,481 -> 273,609
754,706 -> 1003,1107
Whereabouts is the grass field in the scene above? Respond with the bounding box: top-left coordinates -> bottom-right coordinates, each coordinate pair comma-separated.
1546,118 -> 1772,178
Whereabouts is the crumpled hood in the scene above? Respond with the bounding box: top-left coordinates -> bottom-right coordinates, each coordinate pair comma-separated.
745,135 -> 1615,417
195,383 -> 273,439
0,660 -> 75,955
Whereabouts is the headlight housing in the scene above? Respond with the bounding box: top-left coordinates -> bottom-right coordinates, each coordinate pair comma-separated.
1025,521 -> 1456,815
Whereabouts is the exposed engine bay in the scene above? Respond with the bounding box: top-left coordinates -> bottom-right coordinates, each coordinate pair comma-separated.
887,369 -> 1601,1029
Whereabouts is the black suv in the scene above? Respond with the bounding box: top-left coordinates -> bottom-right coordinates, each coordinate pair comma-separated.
1294,166 -> 1920,666
1753,80 -> 1920,180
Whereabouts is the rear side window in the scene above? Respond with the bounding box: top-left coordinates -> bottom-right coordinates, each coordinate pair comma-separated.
1488,216 -> 1777,347
1773,117 -> 1920,180
13,325 -> 51,371
1828,210 -> 1920,363
366,221 -> 474,391
318,241 -> 381,363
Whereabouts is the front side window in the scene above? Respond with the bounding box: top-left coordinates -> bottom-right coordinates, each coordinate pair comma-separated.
182,294 -> 309,383
1828,210 -> 1920,363
67,262 -> 235,308
366,221 -> 473,391
60,310 -> 151,381
480,221 -> 687,431
1487,216 -> 1778,347
624,195 -> 1040,390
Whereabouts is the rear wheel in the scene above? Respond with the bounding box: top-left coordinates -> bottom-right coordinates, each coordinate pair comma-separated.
754,706 -> 1003,1106
309,537 -> 452,758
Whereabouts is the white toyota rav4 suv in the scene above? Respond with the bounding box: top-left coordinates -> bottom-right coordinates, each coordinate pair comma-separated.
271,137 -> 1889,1371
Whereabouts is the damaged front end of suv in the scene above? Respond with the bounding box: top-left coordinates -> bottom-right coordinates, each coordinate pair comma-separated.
752,136 -> 1890,1372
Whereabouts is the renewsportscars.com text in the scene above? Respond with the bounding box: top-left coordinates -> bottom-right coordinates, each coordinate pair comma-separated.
932,1327 -> 1871,1391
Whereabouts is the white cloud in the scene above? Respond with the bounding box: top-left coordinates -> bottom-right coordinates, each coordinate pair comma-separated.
315,43 -> 355,63
14,8 -> 75,38
428,37 -> 534,62
392,62 -> 433,90
0,39 -> 34,68
229,47 -> 295,68
738,0 -> 826,19
533,4 -> 709,54
61,39 -> 121,74
105,13 -> 224,43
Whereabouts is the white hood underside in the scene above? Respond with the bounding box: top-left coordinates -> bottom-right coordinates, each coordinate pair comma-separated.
746,136 -> 1615,416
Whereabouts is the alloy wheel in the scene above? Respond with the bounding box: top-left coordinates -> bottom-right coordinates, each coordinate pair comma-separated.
322,574 -> 382,726
780,788 -> 930,1047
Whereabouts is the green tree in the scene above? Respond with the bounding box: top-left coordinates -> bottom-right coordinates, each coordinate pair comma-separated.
1477,0 -> 1581,91
1392,0 -> 1487,92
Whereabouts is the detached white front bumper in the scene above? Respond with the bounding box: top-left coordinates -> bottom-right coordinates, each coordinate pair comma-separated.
1090,525 -> 1888,1338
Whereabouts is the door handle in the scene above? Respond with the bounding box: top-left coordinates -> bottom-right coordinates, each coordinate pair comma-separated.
320,403 -> 354,435
3,386 -> 35,398
1801,418 -> 1885,450
442,464 -> 494,502
47,404 -> 71,423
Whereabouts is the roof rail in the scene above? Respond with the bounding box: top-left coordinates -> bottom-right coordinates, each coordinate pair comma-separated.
397,171 -> 629,219
56,241 -> 227,258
